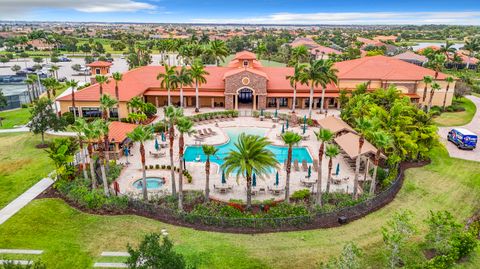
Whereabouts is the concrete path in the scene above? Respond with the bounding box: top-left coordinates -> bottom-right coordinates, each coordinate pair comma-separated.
93,262 -> 128,268
0,178 -> 54,225
437,95 -> 480,162
0,249 -> 43,254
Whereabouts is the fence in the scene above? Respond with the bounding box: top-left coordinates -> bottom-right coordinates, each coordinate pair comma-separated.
123,161 -> 427,233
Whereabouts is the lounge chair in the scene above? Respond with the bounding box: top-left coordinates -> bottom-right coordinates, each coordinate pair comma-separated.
207,128 -> 217,135
194,134 -> 204,141
294,160 -> 300,171
302,160 -> 308,172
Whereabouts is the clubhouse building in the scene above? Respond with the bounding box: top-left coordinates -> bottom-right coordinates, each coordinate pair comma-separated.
58,51 -> 455,118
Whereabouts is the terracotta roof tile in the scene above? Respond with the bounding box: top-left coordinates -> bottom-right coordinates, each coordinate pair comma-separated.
108,121 -> 137,143
87,61 -> 113,67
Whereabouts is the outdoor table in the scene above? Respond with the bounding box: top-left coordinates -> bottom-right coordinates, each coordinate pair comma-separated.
259,116 -> 265,121
301,179 -> 316,187
217,184 -> 231,193
272,117 -> 279,123
160,142 -> 168,148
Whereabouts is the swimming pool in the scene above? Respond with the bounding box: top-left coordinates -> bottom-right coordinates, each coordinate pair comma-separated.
184,127 -> 313,172
132,177 -> 165,190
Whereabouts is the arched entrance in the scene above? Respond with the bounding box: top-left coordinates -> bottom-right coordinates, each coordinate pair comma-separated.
235,88 -> 256,110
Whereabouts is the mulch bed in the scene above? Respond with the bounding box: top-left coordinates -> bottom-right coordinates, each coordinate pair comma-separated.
36,160 -> 430,234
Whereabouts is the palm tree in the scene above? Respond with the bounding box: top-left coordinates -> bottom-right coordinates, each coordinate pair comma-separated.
26,75 -> 37,100
100,94 -> 118,120
353,118 -> 372,200
442,77 -> 454,111
190,60 -> 209,112
65,79 -> 78,120
25,77 -> 35,102
428,53 -> 447,79
439,40 -> 456,60
370,131 -> 392,195
325,144 -> 341,198
164,105 -> 184,197
281,131 -> 302,202
112,72 -> 123,117
127,125 -> 154,200
286,63 -> 306,113
83,120 -> 100,189
463,37 -> 480,69
40,77 -> 58,101
314,128 -> 334,203
202,145 -> 218,202
176,117 -> 195,210
221,134 -> 278,210
95,75 -> 109,96
427,82 -> 441,112
290,45 -> 309,65
72,118 -> 89,180
157,64 -> 178,106
127,96 -> 143,114
172,66 -> 192,108
49,65 -> 59,80
301,59 -> 338,118
95,119 -> 111,196
209,40 -> 229,66
421,76 -> 433,108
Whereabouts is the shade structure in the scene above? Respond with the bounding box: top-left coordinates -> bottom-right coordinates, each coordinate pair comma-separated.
161,132 -> 166,142
221,171 -> 226,184
281,124 -> 285,134
335,163 -> 340,175
154,137 -> 159,151
275,171 -> 279,186
252,173 -> 257,187
307,165 -> 311,178
286,119 -> 289,129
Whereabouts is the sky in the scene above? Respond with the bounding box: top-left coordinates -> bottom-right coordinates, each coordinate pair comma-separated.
0,0 -> 479,25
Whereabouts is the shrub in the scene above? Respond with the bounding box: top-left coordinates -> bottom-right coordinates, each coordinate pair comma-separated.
155,164 -> 160,169
149,165 -> 154,169
142,102 -> 157,117
61,111 -> 75,125
306,118 -> 314,126
291,189 -> 311,200
153,121 -> 168,133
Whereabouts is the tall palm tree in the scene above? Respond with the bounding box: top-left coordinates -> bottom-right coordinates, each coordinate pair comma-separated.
209,40 -> 229,66
164,105 -> 184,197
370,131 -> 392,195
49,65 -> 59,79
421,75 -> 433,108
281,131 -> 302,202
427,82 -> 441,112
221,134 -> 278,210
286,63 -> 306,113
72,118 -> 89,180
112,72 -> 123,117
95,75 -> 109,96
439,40 -> 456,60
25,77 -> 35,102
202,145 -> 218,202
353,118 -> 372,200
172,66 -> 193,108
40,77 -> 58,101
127,125 -> 154,200
176,117 -> 195,210
428,53 -> 447,79
301,59 -> 338,118
314,128 -> 334,203
127,96 -> 143,114
325,144 -> 341,197
442,77 -> 454,111
83,120 -> 100,189
95,119 -> 111,196
26,74 -> 38,99
157,64 -> 178,106
100,94 -> 118,120
190,60 -> 209,112
290,45 -> 309,65
65,79 -> 78,120
463,37 -> 480,69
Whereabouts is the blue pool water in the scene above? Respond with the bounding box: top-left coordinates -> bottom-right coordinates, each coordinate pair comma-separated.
133,177 -> 165,190
184,127 -> 312,173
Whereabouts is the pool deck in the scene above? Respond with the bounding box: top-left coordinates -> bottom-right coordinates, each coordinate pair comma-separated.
116,111 -> 370,202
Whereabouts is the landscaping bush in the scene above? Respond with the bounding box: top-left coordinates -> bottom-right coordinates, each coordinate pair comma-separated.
61,111 -> 75,125
142,102 -> 157,117
291,189 -> 311,201
153,120 -> 168,133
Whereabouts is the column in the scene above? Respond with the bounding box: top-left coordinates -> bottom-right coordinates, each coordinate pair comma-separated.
155,96 -> 159,107
211,97 -> 215,108
276,98 -> 280,110
313,98 -> 317,109
235,94 -> 238,110
253,94 -> 257,110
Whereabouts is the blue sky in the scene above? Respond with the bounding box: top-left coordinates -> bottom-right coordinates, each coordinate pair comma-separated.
0,0 -> 479,24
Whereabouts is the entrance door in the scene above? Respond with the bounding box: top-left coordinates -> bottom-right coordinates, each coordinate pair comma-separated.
238,88 -> 253,104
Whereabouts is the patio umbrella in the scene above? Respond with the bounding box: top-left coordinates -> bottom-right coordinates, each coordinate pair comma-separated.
303,123 -> 306,134
221,171 -> 226,184
281,124 -> 285,134
183,158 -> 186,170
260,109 -> 264,116
307,165 -> 311,178
274,109 -> 278,118
252,173 -> 257,187
275,171 -> 279,186
335,163 -> 340,176
286,119 -> 289,129
303,115 -> 307,124
154,137 -> 159,151
123,146 -> 130,164
161,132 -> 166,142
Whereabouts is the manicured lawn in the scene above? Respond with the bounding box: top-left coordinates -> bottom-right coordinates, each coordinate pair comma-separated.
0,133 -> 54,208
221,54 -> 286,67
0,146 -> 479,268
0,108 -> 30,129
434,97 -> 477,127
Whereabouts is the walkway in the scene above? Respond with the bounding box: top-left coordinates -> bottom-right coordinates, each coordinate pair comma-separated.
0,178 -> 54,225
437,95 -> 480,162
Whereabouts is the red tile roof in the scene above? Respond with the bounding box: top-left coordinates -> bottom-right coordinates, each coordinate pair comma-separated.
234,51 -> 257,60
87,61 -> 113,67
334,55 -> 448,80
108,121 -> 137,143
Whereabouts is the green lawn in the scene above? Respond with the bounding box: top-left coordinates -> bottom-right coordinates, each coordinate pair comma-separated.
434,97 -> 477,127
0,108 -> 30,129
0,146 -> 479,268
0,133 -> 54,208
221,54 -> 286,67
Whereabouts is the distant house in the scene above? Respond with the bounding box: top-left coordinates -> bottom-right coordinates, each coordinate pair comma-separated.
290,37 -> 341,60
25,39 -> 54,50
393,51 -> 428,66
357,37 -> 400,56
373,35 -> 398,43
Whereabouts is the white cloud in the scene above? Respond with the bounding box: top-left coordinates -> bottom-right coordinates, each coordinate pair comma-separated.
191,11 -> 480,25
0,0 -> 155,19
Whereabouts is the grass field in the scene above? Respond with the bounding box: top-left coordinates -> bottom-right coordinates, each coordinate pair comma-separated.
0,108 -> 30,129
0,133 -> 54,208
434,97 -> 477,127
221,54 -> 286,67
0,145 -> 479,268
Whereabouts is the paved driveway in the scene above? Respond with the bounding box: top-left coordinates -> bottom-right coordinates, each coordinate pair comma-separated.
437,95 -> 480,162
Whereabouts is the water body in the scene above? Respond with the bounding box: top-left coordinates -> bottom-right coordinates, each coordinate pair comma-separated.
411,42 -> 464,51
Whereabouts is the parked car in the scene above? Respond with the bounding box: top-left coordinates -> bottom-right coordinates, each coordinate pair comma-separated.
58,57 -> 71,62
447,128 -> 478,150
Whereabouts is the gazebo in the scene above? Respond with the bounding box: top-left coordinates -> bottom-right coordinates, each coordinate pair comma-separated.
318,116 -> 357,137
106,121 -> 137,160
